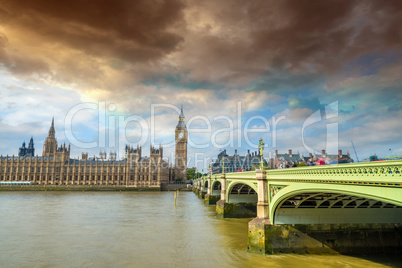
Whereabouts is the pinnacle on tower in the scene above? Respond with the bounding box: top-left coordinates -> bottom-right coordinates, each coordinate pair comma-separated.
177,105 -> 186,128
179,105 -> 184,118
48,117 -> 55,137
28,137 -> 34,149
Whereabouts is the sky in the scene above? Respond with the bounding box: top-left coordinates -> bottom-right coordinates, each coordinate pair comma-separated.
0,0 -> 401,171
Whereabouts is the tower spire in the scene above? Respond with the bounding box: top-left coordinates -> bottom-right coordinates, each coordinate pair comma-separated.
179,105 -> 184,118
28,137 -> 34,149
43,117 -> 57,156
48,117 -> 55,137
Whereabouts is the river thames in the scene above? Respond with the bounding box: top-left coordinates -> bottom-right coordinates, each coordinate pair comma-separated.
0,191 -> 400,267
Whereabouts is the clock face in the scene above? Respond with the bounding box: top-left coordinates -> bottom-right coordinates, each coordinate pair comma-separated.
178,132 -> 184,139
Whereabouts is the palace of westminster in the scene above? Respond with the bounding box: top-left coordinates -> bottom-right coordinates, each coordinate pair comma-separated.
0,108 -> 188,187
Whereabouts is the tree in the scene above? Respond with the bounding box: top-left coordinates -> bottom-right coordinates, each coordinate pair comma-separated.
187,168 -> 195,181
187,168 -> 203,181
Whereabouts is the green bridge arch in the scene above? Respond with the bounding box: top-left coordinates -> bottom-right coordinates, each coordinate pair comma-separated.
226,180 -> 258,203
269,183 -> 402,224
210,179 -> 221,196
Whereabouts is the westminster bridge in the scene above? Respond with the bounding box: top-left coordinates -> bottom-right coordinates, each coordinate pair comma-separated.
193,160 -> 402,255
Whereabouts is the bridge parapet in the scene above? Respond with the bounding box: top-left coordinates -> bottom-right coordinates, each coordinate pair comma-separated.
198,161 -> 402,186
267,160 -> 402,182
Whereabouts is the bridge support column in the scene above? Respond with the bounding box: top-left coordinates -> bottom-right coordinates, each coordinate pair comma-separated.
216,173 -> 227,215
207,175 -> 211,195
198,178 -> 205,199
204,175 -> 219,205
192,181 -> 198,194
248,169 -> 272,254
194,181 -> 200,195
256,169 -> 269,219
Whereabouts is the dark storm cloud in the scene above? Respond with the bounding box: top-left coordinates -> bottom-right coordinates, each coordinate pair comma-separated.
254,0 -> 402,73
0,0 -> 185,63
0,30 -> 49,75
179,0 -> 402,85
250,0 -> 356,73
0,0 -> 401,91
0,31 -> 9,62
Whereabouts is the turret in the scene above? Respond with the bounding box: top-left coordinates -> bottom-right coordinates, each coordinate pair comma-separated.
28,137 -> 34,149
99,151 -> 107,160
18,141 -> 27,157
125,145 -> 141,161
43,117 -> 58,157
49,117 -> 55,137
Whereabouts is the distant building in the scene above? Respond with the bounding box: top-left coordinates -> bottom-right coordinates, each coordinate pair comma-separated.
274,150 -> 304,168
18,137 -> 35,157
308,150 -> 353,164
212,149 -> 267,174
275,149 -> 353,168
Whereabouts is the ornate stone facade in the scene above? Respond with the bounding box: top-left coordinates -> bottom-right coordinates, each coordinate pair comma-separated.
0,114 -> 185,187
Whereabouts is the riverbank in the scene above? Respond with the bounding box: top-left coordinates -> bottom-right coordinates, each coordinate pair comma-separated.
0,185 -> 162,191
0,185 -> 193,192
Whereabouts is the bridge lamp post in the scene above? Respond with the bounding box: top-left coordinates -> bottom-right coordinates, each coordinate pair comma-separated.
207,163 -> 212,196
258,138 -> 265,170
222,155 -> 225,174
256,138 -> 269,220
219,155 -> 227,203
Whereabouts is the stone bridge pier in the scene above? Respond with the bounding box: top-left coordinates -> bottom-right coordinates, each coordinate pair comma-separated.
204,175 -> 220,205
247,169 -> 275,254
192,181 -> 199,195
198,178 -> 206,199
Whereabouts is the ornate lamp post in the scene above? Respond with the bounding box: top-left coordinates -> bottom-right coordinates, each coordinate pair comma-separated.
222,154 -> 225,174
258,137 -> 265,170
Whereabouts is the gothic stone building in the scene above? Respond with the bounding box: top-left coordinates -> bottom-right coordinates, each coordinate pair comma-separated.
0,110 -> 188,187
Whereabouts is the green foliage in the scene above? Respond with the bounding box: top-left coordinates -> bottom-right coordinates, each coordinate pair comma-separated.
187,168 -> 195,180
187,168 -> 202,181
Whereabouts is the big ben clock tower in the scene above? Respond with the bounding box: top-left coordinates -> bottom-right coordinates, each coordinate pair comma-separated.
175,105 -> 188,179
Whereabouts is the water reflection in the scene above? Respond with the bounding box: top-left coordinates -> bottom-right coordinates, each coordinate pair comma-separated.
0,192 -> 400,267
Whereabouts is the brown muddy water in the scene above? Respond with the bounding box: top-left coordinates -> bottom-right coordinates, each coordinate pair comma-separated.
0,192 -> 400,267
